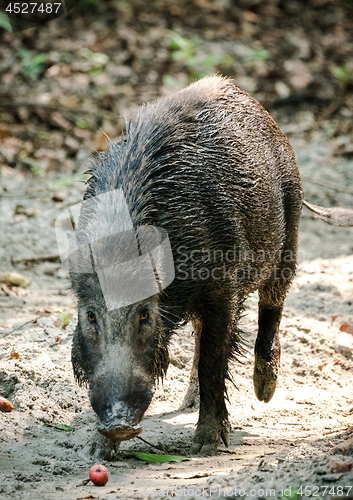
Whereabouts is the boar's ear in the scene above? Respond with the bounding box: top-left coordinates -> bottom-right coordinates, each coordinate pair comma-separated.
71,324 -> 90,387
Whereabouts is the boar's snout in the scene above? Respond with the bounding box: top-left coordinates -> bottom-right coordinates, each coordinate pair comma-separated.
97,420 -> 143,441
89,373 -> 153,442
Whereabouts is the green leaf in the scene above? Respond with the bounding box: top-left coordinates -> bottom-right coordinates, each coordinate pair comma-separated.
332,65 -> 353,83
252,49 -> 270,61
168,32 -> 191,51
79,47 -> 108,65
132,452 -> 191,463
45,423 -> 74,432
0,12 -> 12,32
32,54 -> 47,65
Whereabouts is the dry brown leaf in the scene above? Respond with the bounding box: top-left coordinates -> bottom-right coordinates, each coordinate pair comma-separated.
77,496 -> 99,500
330,459 -> 352,473
50,112 -> 71,130
0,125 -> 11,138
331,315 -> 338,325
10,347 -> 20,359
231,454 -> 261,460
340,323 -> 353,335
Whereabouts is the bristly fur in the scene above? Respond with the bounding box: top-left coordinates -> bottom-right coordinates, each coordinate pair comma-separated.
70,76 -> 303,451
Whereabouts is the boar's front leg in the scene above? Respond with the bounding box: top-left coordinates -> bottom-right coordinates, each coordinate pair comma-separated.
190,306 -> 234,456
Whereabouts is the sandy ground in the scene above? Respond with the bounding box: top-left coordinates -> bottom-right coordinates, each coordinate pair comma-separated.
0,129 -> 353,500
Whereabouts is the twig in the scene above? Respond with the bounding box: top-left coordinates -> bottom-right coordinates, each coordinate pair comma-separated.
1,312 -> 50,338
277,422 -> 303,425
11,254 -> 61,266
136,435 -> 167,453
301,176 -> 353,196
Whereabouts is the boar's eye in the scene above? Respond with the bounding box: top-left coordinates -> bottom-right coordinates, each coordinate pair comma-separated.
140,310 -> 149,322
87,311 -> 97,324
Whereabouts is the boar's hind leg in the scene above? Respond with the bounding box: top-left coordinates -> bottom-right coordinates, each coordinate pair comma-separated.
253,301 -> 282,403
253,197 -> 300,403
180,319 -> 201,410
190,308 -> 234,456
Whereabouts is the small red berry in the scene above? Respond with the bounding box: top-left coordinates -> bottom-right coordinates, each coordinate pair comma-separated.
89,464 -> 108,486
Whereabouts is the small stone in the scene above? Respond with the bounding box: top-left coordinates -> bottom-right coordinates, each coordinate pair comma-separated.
52,191 -> 66,203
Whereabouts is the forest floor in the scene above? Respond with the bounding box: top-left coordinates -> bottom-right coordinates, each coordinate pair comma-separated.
0,129 -> 353,500
1,0 -> 353,498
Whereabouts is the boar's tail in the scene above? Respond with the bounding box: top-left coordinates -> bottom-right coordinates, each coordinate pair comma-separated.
302,199 -> 353,227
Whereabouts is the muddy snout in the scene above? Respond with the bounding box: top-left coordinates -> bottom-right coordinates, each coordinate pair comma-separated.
88,372 -> 153,442
97,419 -> 143,441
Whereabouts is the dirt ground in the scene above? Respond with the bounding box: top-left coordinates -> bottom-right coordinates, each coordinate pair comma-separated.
0,124 -> 353,500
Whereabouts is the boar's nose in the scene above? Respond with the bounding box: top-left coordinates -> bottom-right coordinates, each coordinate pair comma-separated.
97,420 -> 143,441
88,376 -> 153,441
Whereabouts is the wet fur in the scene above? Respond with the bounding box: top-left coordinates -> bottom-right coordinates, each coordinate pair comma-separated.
71,76 -> 303,454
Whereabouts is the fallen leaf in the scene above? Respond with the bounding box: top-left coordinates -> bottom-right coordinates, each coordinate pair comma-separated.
34,351 -> 54,366
170,470 -> 227,479
230,454 -> 261,461
44,423 -> 74,432
330,459 -> 352,473
50,112 -> 71,130
75,479 -> 90,487
340,323 -> 353,335
331,315 -> 338,325
132,452 -> 191,463
0,272 -> 30,288
14,205 -> 37,218
10,347 -> 20,359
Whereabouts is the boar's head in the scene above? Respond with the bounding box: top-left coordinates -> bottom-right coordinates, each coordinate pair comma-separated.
71,268 -> 170,441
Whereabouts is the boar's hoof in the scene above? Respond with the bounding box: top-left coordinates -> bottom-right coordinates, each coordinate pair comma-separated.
190,418 -> 230,456
190,442 -> 217,456
97,422 -> 142,441
253,355 -> 278,403
79,430 -> 121,461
